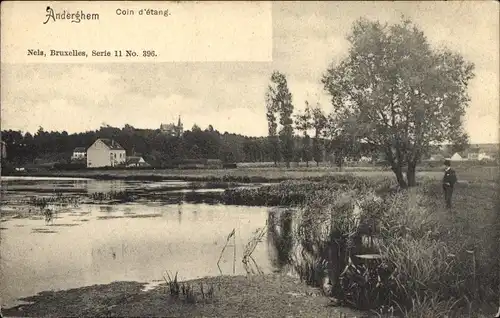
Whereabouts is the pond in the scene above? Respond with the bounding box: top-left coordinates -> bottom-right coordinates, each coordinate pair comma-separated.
0,177 -> 280,309
0,176 -> 191,194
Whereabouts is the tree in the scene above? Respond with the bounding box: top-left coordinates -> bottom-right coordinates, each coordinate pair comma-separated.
450,129 -> 469,155
322,18 -> 475,187
267,71 -> 295,168
191,124 -> 201,132
323,114 -> 360,170
311,104 -> 327,166
265,81 -> 281,166
189,144 -> 201,159
295,102 -> 313,167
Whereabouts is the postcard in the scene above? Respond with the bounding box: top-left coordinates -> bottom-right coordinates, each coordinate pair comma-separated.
1,1 -> 499,317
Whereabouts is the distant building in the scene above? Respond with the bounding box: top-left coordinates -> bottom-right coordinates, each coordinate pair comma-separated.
473,143 -> 499,161
160,115 -> 184,137
478,153 -> 493,161
87,138 -> 126,168
1,141 -> 6,159
466,148 -> 479,160
470,143 -> 499,154
450,152 -> 464,161
126,156 -> 149,167
433,143 -> 499,162
71,147 -> 87,161
359,156 -> 373,163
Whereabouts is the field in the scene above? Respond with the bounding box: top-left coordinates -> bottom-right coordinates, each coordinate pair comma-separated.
11,164 -> 499,184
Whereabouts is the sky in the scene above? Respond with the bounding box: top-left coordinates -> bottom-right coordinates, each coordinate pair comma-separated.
1,1 -> 499,144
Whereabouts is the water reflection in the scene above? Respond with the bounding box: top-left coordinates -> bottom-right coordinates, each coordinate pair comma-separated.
99,205 -> 115,213
0,177 -> 193,196
0,202 -> 272,308
267,208 -> 294,269
177,202 -> 183,224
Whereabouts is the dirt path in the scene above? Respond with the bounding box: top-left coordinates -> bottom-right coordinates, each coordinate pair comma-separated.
3,274 -> 368,317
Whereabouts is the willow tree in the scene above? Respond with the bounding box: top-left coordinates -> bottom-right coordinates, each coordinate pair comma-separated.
322,18 -> 475,187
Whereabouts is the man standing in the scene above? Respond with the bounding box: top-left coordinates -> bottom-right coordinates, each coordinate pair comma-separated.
442,160 -> 457,209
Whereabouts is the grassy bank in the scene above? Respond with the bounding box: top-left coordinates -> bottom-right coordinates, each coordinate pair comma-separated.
2,167 -> 430,183
275,176 -> 499,316
2,274 -> 367,318
80,168 -> 495,207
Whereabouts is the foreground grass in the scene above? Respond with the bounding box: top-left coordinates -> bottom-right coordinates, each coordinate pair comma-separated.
282,176 -> 499,317
3,274 -> 367,318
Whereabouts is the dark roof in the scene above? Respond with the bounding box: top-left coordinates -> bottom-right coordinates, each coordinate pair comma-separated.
98,138 -> 124,150
74,147 -> 86,152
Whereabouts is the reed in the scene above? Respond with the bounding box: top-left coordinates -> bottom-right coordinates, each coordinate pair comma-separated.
242,222 -> 267,275
163,270 -> 217,304
88,191 -> 136,202
284,177 -> 498,315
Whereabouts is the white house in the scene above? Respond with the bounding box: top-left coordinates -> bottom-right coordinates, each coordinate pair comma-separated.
87,138 -> 126,168
71,147 -> 87,161
466,148 -> 479,160
450,152 -> 464,161
359,156 -> 373,163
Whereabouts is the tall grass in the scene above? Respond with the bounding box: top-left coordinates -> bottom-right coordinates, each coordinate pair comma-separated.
282,176 -> 499,315
163,270 -> 216,304
88,191 -> 135,202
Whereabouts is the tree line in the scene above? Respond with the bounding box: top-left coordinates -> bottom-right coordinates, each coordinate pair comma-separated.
1,122 -> 363,168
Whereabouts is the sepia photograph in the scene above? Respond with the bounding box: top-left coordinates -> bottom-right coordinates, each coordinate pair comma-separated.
1,1 -> 499,317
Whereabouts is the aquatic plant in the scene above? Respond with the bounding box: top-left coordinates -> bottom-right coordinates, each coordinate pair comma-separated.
242,222 -> 267,275
43,208 -> 54,224
88,191 -> 136,203
31,197 -> 49,212
163,271 -> 217,305
217,228 -> 236,275
30,194 -> 80,211
163,271 -> 180,297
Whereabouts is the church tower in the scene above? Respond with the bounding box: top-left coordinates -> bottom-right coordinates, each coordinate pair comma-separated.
176,115 -> 184,137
